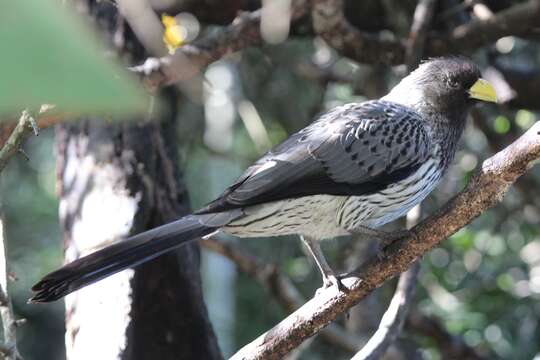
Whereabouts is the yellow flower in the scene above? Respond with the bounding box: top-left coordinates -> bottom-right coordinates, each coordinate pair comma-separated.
162,14 -> 184,54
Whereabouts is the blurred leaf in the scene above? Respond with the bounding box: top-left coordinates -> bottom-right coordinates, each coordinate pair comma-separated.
0,0 -> 148,117
450,228 -> 474,251
494,115 -> 511,134
515,109 -> 535,130
496,273 -> 514,292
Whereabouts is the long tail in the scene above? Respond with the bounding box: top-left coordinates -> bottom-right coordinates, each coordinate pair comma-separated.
30,214 -> 224,303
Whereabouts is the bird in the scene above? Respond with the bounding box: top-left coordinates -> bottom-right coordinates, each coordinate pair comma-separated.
30,57 -> 497,303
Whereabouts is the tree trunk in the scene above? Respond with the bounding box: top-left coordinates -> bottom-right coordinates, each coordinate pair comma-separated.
55,2 -> 222,359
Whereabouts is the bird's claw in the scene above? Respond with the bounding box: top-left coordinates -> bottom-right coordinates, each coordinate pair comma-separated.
316,273 -> 349,295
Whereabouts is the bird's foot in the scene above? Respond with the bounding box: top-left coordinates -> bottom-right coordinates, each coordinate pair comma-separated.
316,273 -> 350,296
379,229 -> 412,247
376,229 -> 412,260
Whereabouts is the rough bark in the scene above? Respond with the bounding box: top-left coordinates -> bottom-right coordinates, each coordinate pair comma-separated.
57,94 -> 221,360
56,2 -> 222,359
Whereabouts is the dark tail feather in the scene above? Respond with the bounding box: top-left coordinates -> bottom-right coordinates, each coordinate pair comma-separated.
30,215 -> 217,303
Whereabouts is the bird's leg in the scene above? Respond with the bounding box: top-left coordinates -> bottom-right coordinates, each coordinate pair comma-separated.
300,235 -> 347,293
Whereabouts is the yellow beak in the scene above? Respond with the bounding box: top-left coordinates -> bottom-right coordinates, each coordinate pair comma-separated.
468,78 -> 497,103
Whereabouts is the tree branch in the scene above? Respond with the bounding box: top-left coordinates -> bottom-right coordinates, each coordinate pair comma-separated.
0,108 -> 77,150
0,110 -> 38,173
130,0 -> 308,89
128,0 -> 540,105
230,122 -> 540,359
312,0 -> 540,64
351,206 -> 423,360
435,0 -> 540,54
351,262 -> 420,360
0,106 -> 47,359
310,0 -> 405,65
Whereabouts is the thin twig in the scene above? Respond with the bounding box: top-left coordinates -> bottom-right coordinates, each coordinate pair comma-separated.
351,206 -> 423,360
0,110 -> 37,173
351,262 -> 420,360
0,211 -> 22,360
0,109 -> 63,149
0,107 -> 45,359
230,122 -> 540,359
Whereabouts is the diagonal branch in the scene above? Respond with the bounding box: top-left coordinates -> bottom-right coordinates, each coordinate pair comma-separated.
436,0 -> 540,54
0,110 -> 38,173
310,0 -> 404,65
351,204 -> 424,360
312,0 -> 540,65
351,262 -> 420,360
311,0 -> 540,65
0,109 -> 38,359
230,121 -> 540,359
0,106 -> 51,359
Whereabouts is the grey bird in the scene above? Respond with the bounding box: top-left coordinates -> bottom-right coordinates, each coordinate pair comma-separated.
31,57 -> 497,302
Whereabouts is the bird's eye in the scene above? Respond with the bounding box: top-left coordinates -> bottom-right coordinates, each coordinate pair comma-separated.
447,77 -> 460,89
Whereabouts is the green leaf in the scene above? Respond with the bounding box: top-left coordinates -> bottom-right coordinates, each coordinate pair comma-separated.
0,0 -> 148,118
494,116 -> 510,134
515,109 -> 535,130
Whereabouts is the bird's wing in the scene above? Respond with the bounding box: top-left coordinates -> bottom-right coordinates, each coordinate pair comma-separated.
196,100 -> 432,214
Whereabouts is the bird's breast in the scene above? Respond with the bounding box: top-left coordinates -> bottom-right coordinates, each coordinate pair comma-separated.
338,158 -> 443,230
223,195 -> 349,240
222,158 -> 444,241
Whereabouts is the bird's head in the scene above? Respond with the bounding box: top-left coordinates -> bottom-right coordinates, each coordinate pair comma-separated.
384,57 -> 497,122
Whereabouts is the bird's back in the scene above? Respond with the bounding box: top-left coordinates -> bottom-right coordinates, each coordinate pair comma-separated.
206,100 -> 446,240
197,100 -> 434,213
